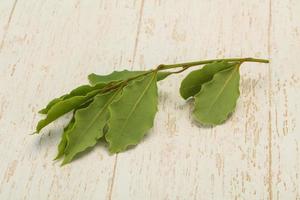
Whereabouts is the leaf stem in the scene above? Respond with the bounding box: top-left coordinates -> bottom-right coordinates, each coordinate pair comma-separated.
157,57 -> 269,71
97,57 -> 269,93
99,70 -> 155,93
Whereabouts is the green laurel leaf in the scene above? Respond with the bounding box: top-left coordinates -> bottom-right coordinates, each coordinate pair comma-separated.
193,65 -> 240,125
62,88 -> 122,164
88,70 -> 170,85
180,61 -> 237,99
38,95 -> 67,114
105,73 -> 158,153
55,100 -> 94,160
39,85 -> 102,114
36,84 -> 106,133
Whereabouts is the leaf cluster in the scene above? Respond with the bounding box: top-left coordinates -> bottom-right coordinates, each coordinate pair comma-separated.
35,58 -> 268,165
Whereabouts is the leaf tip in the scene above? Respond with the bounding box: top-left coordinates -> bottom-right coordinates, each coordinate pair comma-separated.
53,153 -> 62,161
61,158 -> 71,166
38,110 -> 46,114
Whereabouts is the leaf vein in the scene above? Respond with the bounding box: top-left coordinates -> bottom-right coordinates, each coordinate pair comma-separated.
118,73 -> 156,136
205,66 -> 238,113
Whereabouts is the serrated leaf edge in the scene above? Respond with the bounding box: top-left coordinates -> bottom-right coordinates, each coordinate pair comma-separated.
193,66 -> 240,125
105,73 -> 158,153
179,61 -> 237,99
62,88 -> 123,164
36,88 -> 103,133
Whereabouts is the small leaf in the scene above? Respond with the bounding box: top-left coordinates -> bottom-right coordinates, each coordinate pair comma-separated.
39,95 -> 67,114
36,84 -> 105,133
88,70 -> 170,85
105,73 -> 158,153
193,65 -> 240,125
39,85 -> 103,114
62,89 -> 122,164
55,117 -> 75,160
180,61 -> 237,99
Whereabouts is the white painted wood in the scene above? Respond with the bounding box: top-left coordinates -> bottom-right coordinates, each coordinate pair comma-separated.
0,1 -> 144,199
111,1 -> 271,199
0,0 -> 17,50
270,0 -> 300,199
0,0 -> 299,199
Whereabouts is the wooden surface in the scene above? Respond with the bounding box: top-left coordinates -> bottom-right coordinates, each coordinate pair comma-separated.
0,0 -> 299,199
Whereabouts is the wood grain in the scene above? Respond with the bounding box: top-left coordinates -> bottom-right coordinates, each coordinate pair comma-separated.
270,0 -> 300,199
0,0 -> 18,51
0,0 -> 299,199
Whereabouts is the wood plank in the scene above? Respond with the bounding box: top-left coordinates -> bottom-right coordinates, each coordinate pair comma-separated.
1,0 -> 299,199
270,0 -> 300,199
110,0 -> 271,199
0,0 -> 144,199
0,0 -> 18,50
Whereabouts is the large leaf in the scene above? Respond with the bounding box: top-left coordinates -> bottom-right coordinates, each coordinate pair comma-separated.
193,65 -> 240,125
88,70 -> 170,85
36,87 -> 104,133
62,89 -> 122,164
39,84 -> 104,114
105,73 -> 158,153
180,61 -> 237,99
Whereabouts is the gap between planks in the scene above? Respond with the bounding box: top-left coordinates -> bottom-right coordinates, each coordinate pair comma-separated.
267,0 -> 273,199
107,0 -> 146,198
0,0 -> 18,53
